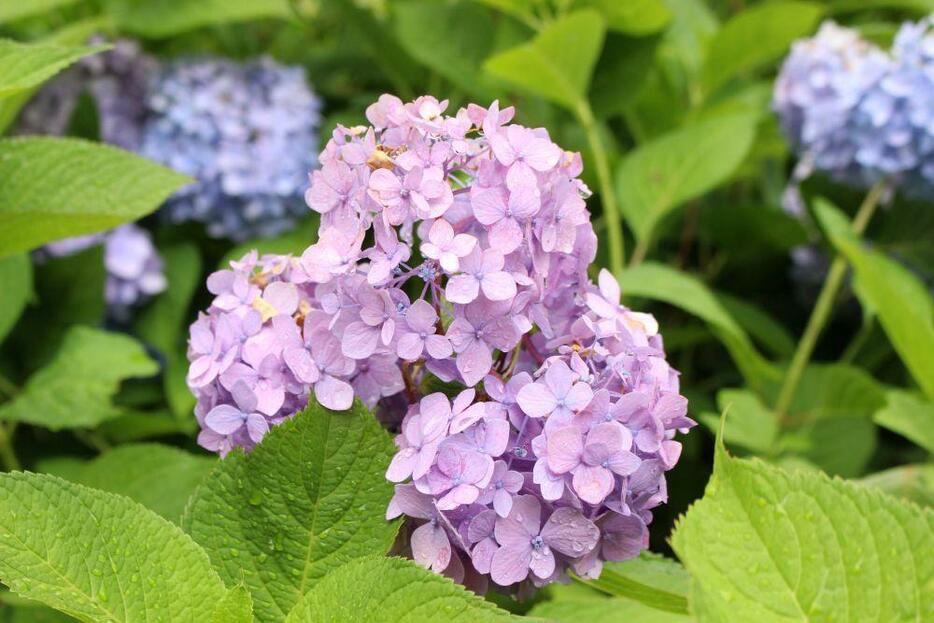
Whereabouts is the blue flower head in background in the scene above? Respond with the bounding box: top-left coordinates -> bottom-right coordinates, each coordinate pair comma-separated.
140,58 -> 322,241
774,16 -> 934,200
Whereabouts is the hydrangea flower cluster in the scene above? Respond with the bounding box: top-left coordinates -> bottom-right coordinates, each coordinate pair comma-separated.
187,94 -> 693,593
38,224 -> 167,321
140,58 -> 322,240
774,17 -> 934,199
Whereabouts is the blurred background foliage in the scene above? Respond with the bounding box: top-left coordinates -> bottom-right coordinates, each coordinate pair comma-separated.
0,1 -> 933,611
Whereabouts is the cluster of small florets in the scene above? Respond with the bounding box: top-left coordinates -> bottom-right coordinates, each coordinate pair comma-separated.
774,17 -> 934,198
186,94 -> 693,593
140,58 -> 322,240
38,224 -> 167,321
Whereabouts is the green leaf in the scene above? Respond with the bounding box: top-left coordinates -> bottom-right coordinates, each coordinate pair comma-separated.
589,33 -> 661,118
47,444 -> 216,522
134,243 -> 202,355
672,432 -> 934,622
701,2 -> 823,94
579,0 -> 671,35
105,0 -> 291,38
717,293 -> 796,359
213,585 -> 254,623
392,0 -> 500,98
616,113 -> 758,245
0,254 -> 31,344
860,464 -> 934,507
0,137 -> 190,258
0,326 -> 159,430
184,400 -> 399,622
0,471 -> 227,622
0,0 -> 81,23
815,198 -> 934,400
285,556 -> 520,622
529,598 -> 689,622
616,262 -> 777,389
0,39 -> 107,99
578,552 -> 690,614
874,390 -> 934,454
484,10 -> 606,111
704,389 -> 778,454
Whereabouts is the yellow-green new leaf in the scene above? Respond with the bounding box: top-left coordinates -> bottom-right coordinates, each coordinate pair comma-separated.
672,430 -> 934,622
0,472 -> 227,622
484,10 -> 606,111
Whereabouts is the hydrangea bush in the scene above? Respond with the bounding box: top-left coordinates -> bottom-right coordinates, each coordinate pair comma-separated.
187,94 -> 693,591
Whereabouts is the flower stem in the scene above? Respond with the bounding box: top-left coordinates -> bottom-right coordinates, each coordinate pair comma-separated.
576,100 -> 626,276
773,182 -> 887,421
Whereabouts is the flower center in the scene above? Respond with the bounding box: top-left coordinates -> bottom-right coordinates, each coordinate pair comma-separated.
530,535 -> 545,551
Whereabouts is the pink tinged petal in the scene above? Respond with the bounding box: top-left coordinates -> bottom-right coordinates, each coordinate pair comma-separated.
565,382 -> 594,412
607,450 -> 641,476
449,233 -> 477,257
437,484 -> 480,510
540,508 -> 600,557
507,184 -> 541,219
314,374 -> 353,410
368,167 -> 401,193
456,340 -> 493,387
635,428 -> 660,453
601,514 -> 648,562
420,242 -> 442,261
413,442 -> 440,479
471,538 -> 498,575
386,448 -> 417,482
341,321 -> 379,359
406,299 -> 438,331
446,274 -> 480,304
584,422 -> 626,462
205,405 -> 245,435
396,333 -> 425,361
428,218 -> 454,246
529,548 -> 556,580
411,522 -> 452,573
425,335 -> 453,359
546,427 -> 584,474
598,268 -> 621,304
489,132 -> 516,165
480,271 -> 516,301
572,465 -> 615,505
517,382 -> 557,418
482,419 -> 511,456
471,188 -> 507,225
230,380 -> 258,413
254,383 -> 285,416
493,489 -> 514,518
246,413 -> 270,443
381,320 -> 395,345
660,440 -> 682,468
262,281 -> 299,316
450,402 -> 488,434
585,292 -> 618,319
533,459 -> 565,501
438,251 -> 461,273
490,546 -> 531,586
545,360 -> 573,399
283,347 -> 320,384
522,137 -> 561,171
489,218 -> 523,254
419,393 -> 452,432
388,484 -> 435,520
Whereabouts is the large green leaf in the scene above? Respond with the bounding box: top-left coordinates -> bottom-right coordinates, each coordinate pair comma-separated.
616,113 -> 758,245
484,10 -> 606,112
0,138 -> 190,258
616,262 -> 777,389
671,431 -> 934,622
213,585 -> 254,623
285,556 -> 520,622
701,2 -> 823,94
874,390 -> 934,454
0,39 -> 107,99
104,0 -> 291,38
184,400 -> 399,622
0,254 -> 31,344
0,326 -> 158,430
579,0 -> 671,35
717,293 -> 796,359
701,389 -> 778,454
815,198 -> 934,400
0,0 -> 81,23
579,552 -> 690,614
0,471 -> 227,622
392,0 -> 500,98
44,444 -> 215,522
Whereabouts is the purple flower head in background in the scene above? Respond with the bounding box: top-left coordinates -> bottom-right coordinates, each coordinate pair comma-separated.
187,94 -> 693,593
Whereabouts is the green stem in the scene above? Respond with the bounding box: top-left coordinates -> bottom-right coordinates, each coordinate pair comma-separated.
773,182 -> 887,421
0,424 -> 20,472
629,235 -> 651,267
576,100 -> 626,275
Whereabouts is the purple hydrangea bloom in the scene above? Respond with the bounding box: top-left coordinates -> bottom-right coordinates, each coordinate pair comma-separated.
187,94 -> 693,594
140,57 -> 321,240
37,224 -> 166,321
774,18 -> 934,199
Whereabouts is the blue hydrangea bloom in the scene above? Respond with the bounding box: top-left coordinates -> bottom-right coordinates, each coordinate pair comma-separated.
774,18 -> 934,199
140,58 -> 321,240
